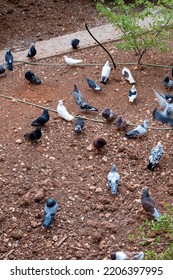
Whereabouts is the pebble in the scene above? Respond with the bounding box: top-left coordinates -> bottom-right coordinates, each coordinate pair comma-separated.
34,189 -> 45,202
95,187 -> 102,193
16,139 -> 22,144
86,144 -> 93,151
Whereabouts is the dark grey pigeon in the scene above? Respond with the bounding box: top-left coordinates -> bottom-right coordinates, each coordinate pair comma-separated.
71,38 -> 80,49
163,75 -> 173,90
24,127 -> 42,142
0,61 -> 7,75
147,141 -> 164,170
152,109 -> 173,126
74,117 -> 85,133
125,119 -> 149,138
86,77 -> 102,91
162,93 -> 173,103
25,70 -> 41,85
72,84 -> 98,111
5,48 -> 13,71
27,43 -> 37,58
43,198 -> 58,228
32,108 -> 49,126
141,188 -> 161,220
101,108 -> 116,122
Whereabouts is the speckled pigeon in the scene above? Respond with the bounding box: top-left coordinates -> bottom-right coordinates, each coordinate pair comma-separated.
5,48 -> 13,71
43,198 -> 58,228
107,164 -> 120,195
147,141 -> 164,170
32,108 -> 50,126
125,119 -> 149,138
141,188 -> 161,220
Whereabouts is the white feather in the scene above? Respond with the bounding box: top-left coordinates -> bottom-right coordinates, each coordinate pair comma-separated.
57,100 -> 74,121
64,55 -> 83,65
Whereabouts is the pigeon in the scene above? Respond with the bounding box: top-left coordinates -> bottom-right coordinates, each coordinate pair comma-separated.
107,164 -> 120,195
0,61 -> 7,75
114,116 -> 128,130
101,108 -> 116,122
153,89 -> 173,117
57,100 -> 74,121
27,43 -> 37,58
128,85 -> 138,102
152,109 -> 173,126
64,55 -> 83,65
122,67 -> 135,83
24,127 -> 42,142
125,119 -> 149,138
25,70 -> 41,85
93,137 -> 107,150
43,198 -> 58,228
101,61 -> 111,84
110,251 -> 144,260
31,108 -> 50,126
74,117 -> 85,133
141,188 -> 161,220
5,48 -> 13,71
73,84 -> 98,112
86,77 -> 102,91
147,141 -> 164,170
163,75 -> 173,90
71,38 -> 80,49
163,93 -> 173,103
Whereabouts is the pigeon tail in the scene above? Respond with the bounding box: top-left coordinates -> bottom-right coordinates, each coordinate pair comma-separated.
111,182 -> 118,195
43,215 -> 54,228
32,75 -> 41,85
147,162 -> 155,171
101,76 -> 107,84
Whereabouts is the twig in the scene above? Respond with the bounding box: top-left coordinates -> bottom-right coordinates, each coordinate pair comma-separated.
70,246 -> 85,251
0,94 -> 173,130
56,235 -> 67,247
0,249 -> 15,260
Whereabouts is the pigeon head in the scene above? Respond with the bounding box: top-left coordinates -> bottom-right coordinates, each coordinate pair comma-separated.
74,125 -> 82,133
58,100 -> 64,105
143,119 -> 149,128
164,75 -> 169,83
31,42 -> 35,47
46,198 -> 57,208
142,188 -> 149,198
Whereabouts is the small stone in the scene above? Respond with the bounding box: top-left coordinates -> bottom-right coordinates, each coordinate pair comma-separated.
30,220 -> 40,228
102,156 -> 108,162
0,211 -> 5,222
49,156 -> 56,160
86,144 -> 93,151
95,187 -> 102,193
34,189 -> 45,202
11,230 -> 23,240
16,139 -> 22,144
53,235 -> 58,242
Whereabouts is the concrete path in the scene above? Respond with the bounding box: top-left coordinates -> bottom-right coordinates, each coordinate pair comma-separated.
0,24 -> 122,63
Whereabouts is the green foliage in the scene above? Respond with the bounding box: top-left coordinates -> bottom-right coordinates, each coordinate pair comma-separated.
138,205 -> 173,260
95,0 -> 173,64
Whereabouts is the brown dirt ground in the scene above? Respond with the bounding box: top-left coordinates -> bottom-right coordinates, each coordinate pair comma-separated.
0,1 -> 173,260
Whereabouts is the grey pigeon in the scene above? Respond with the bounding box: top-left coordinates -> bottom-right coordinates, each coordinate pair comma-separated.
110,251 -> 144,260
74,117 -> 85,133
128,85 -> 138,102
5,48 -> 13,71
0,61 -> 7,75
24,127 -> 42,142
25,70 -> 41,85
147,141 -> 163,170
27,43 -> 37,58
163,75 -> 173,90
43,198 -> 58,228
152,109 -> 173,126
101,108 -> 116,122
107,164 -> 120,195
32,108 -> 49,126
153,89 -> 173,117
71,38 -> 80,49
73,84 -> 98,111
141,188 -> 161,220
125,119 -> 149,138
86,77 -> 102,91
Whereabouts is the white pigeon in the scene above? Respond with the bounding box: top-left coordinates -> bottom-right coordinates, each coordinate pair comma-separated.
63,55 -> 83,65
107,164 -> 120,195
122,67 -> 135,84
147,141 -> 164,170
153,89 -> 173,117
101,61 -> 111,84
128,85 -> 138,102
57,100 -> 74,121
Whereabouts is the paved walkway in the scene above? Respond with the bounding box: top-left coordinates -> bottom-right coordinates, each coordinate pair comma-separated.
0,24 -> 122,63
